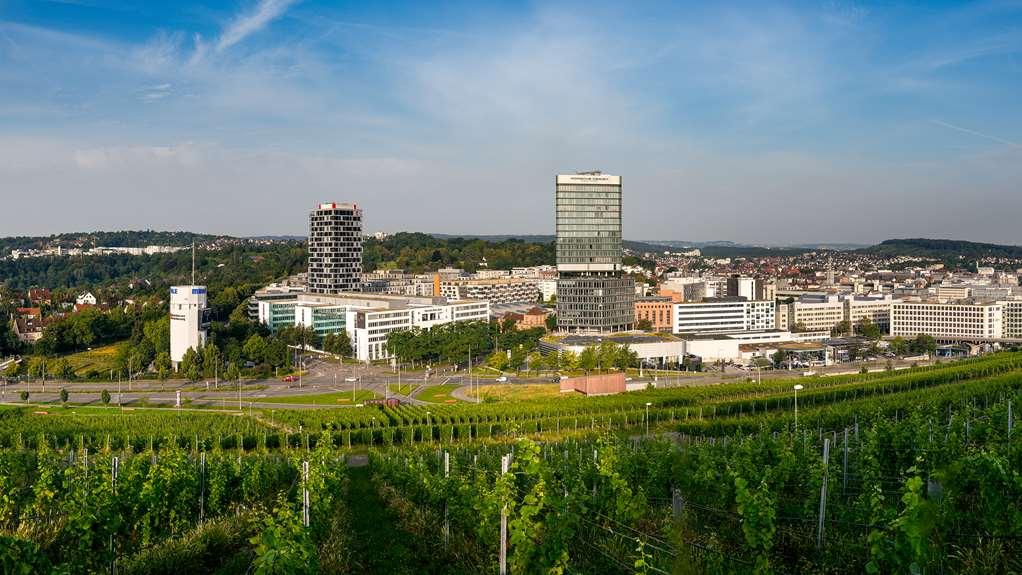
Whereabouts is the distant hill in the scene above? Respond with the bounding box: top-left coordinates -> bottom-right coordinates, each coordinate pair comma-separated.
862,238 -> 1022,259
0,231 -> 228,257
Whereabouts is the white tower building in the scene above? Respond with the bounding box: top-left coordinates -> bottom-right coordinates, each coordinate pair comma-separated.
170,285 -> 209,370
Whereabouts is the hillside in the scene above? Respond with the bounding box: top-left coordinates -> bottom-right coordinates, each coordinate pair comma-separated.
863,238 -> 1022,259
0,230 -> 226,256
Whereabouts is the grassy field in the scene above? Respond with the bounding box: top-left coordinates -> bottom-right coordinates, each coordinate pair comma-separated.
387,383 -> 416,396
248,390 -> 378,405
416,384 -> 463,404
475,383 -> 563,402
63,342 -> 125,377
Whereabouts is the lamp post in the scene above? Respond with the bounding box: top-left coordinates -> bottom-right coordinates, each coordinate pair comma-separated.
793,384 -> 804,433
645,402 -> 652,436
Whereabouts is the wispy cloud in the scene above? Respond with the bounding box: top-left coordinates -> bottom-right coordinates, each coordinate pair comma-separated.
216,0 -> 297,53
930,120 -> 1022,148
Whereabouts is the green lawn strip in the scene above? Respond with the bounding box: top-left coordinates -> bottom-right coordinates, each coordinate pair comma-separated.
248,390 -> 378,405
415,384 -> 464,404
386,383 -> 416,396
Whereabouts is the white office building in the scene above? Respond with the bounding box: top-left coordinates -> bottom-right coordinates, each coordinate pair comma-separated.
891,301 -> 1003,340
170,285 -> 209,369
259,291 -> 490,362
672,299 -> 775,335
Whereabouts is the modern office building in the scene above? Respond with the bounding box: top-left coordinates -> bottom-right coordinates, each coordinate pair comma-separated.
726,276 -> 756,300
845,295 -> 898,333
891,301 -> 1003,340
437,277 -> 541,305
257,299 -> 300,332
1000,299 -> 1022,339
672,299 -> 775,335
778,294 -> 846,332
308,203 -> 363,294
295,303 -> 347,338
555,172 -> 634,332
257,291 -> 490,362
170,285 -> 210,369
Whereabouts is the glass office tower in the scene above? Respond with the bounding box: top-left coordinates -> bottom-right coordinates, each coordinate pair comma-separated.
555,172 -> 635,332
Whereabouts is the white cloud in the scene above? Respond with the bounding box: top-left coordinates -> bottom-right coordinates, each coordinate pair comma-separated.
216,0 -> 298,53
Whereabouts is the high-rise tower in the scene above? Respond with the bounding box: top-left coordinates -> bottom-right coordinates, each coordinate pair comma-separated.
308,203 -> 363,294
555,172 -> 634,332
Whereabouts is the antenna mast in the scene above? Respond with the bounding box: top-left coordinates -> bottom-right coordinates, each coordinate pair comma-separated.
191,242 -> 196,285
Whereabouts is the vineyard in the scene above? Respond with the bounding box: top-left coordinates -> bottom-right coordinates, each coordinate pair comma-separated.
0,352 -> 1018,572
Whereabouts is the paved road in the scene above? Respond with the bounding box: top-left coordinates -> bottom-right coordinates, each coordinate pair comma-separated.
0,355 -> 942,409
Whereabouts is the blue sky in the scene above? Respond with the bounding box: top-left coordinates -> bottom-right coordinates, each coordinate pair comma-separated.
1,0 -> 1020,244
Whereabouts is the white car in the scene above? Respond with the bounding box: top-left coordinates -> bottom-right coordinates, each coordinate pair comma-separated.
344,377 -> 357,382
496,376 -> 508,382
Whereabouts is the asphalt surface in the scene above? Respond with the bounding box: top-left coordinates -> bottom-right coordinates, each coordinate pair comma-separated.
0,355 -> 940,410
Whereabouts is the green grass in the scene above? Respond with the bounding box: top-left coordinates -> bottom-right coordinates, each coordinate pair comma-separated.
63,342 -> 126,377
248,390 -> 378,405
416,384 -> 463,404
475,383 -> 563,402
387,383 -> 416,396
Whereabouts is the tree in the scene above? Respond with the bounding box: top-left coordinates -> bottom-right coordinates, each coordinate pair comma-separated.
154,352 -> 172,375
791,322 -> 808,333
226,362 -> 241,383
20,391 -> 28,402
202,343 -> 222,379
855,318 -> 883,341
27,356 -> 46,379
577,347 -> 598,371
179,347 -> 200,378
889,336 -> 909,356
101,389 -> 110,405
487,350 -> 509,372
243,334 -> 268,365
910,334 -> 937,355
831,320 -> 851,337
3,361 -> 20,378
53,359 -> 74,381
544,313 -> 557,331
635,318 -> 653,331
59,387 -> 69,404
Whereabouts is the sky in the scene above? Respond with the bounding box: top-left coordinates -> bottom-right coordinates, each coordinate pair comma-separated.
0,0 -> 1020,245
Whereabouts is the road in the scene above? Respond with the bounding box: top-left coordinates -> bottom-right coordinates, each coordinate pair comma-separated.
0,355 -> 942,409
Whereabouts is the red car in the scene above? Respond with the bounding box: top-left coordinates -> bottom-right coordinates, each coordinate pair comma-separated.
282,375 -> 297,383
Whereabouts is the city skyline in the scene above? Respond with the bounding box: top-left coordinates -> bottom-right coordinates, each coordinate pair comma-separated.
1,1 -> 1020,244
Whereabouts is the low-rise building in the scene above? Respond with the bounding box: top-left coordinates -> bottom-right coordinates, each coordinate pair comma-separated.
891,301 -> 1003,340
672,298 -> 775,335
438,277 -> 540,305
634,297 -> 674,331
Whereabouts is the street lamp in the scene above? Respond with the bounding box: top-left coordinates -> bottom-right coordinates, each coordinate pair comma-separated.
645,402 -> 652,436
793,384 -> 804,433
426,411 -> 432,443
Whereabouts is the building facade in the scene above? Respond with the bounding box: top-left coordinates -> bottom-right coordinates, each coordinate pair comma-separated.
554,172 -> 634,332
308,203 -> 363,294
891,301 -> 1003,340
438,278 -> 540,305
170,285 -> 209,369
672,299 -> 775,335
634,297 -> 674,331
